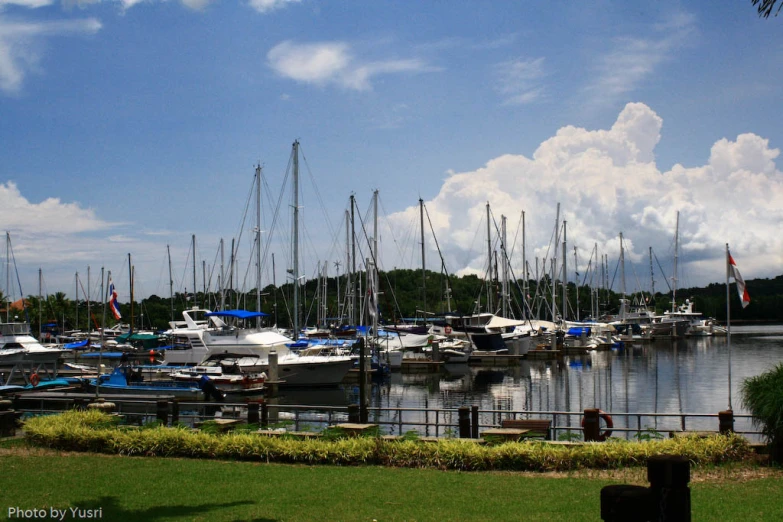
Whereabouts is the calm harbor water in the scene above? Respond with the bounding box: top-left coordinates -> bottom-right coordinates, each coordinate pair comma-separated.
274,325 -> 783,438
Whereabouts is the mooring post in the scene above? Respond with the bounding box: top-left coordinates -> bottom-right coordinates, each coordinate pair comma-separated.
260,399 -> 268,428
647,454 -> 691,521
458,406 -> 471,438
0,400 -> 16,437
156,399 -> 169,426
348,404 -> 360,423
583,408 -> 600,441
247,400 -> 259,425
471,405 -> 479,439
170,399 -> 180,425
718,409 -> 734,434
431,340 -> 440,362
268,350 -> 279,398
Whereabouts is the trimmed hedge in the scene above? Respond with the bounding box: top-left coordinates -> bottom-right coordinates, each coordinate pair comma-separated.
24,410 -> 752,472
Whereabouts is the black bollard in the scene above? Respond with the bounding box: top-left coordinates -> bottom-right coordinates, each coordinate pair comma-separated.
647,454 -> 691,521
156,400 -> 169,426
171,399 -> 180,425
247,400 -> 259,425
471,405 -> 479,439
718,410 -> 734,434
458,406 -> 471,438
348,404 -> 360,423
600,484 -> 652,521
260,400 -> 268,428
583,408 -> 600,441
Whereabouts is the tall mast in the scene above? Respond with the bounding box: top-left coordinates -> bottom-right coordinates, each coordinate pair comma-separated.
75,272 -> 79,330
272,253 -> 278,326
486,202 -> 492,313
38,269 -> 42,339
574,246 -> 579,322
620,232 -> 626,320
672,211 -> 679,312
292,140 -> 300,336
501,214 -> 508,318
219,239 -> 225,311
420,198 -> 426,317
167,245 -> 174,321
5,232 -> 9,322
256,163 -> 263,327
562,220 -> 567,321
553,203 -> 560,321
350,195 -> 356,325
128,253 -> 134,334
649,246 -> 655,300
373,189 -> 379,327
344,208 -> 350,325
521,210 -> 527,320
86,266 -> 91,334
191,234 -> 197,309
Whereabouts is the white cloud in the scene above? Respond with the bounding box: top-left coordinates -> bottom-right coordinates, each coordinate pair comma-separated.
248,0 -> 300,14
583,11 -> 696,107
0,1 -> 53,8
0,15 -> 101,93
267,40 -> 432,91
494,56 -> 546,105
386,103 -> 783,290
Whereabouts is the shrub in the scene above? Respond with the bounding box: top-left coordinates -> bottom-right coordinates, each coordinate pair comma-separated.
742,362 -> 783,463
23,411 -> 753,472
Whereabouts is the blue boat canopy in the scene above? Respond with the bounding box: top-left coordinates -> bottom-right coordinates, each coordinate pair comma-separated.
567,326 -> 591,336
205,310 -> 268,320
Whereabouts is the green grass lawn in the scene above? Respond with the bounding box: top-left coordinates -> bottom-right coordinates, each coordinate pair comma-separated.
1,442 -> 782,521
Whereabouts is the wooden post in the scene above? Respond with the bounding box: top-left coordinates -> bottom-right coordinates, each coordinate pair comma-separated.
247,400 -> 259,425
583,408 -> 600,441
156,399 -> 169,426
718,410 -> 734,434
431,340 -> 440,362
471,405 -> 479,439
458,406 -> 471,438
268,350 -> 279,397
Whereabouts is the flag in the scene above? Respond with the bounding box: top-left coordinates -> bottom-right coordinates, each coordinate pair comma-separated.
108,278 -> 122,320
728,251 -> 750,308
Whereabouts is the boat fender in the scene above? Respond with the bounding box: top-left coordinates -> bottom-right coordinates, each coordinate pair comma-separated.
445,325 -> 452,335
29,373 -> 40,387
581,410 -> 614,441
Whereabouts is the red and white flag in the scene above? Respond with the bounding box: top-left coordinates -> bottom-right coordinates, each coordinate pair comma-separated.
728,251 -> 750,308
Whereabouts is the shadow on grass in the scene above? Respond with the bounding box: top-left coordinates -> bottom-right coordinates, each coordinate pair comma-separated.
72,496 -> 269,521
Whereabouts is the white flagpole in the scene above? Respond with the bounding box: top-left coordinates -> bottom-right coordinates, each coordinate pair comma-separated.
726,243 -> 732,411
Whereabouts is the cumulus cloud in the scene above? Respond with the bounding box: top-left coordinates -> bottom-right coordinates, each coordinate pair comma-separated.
0,15 -> 101,93
267,40 -> 432,91
386,103 -> 783,290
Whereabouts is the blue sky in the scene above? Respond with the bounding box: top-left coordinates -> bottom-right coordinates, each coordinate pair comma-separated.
1,0 -> 782,307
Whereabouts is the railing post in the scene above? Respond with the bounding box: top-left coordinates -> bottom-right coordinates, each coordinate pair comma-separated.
171,399 -> 180,425
458,406 -> 471,438
583,408 -> 600,441
471,405 -> 479,439
348,404 -> 360,423
260,399 -> 268,428
247,400 -> 259,425
156,399 -> 169,426
718,410 -> 734,434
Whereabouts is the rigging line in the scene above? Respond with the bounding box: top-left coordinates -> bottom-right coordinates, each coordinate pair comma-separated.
377,194 -> 411,267
652,249 -> 672,293
298,145 -> 337,241
423,203 -> 457,311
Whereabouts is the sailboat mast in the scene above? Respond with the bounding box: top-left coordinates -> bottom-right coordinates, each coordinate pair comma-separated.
420,198 -> 426,317
672,211 -> 679,312
191,235 -> 197,309
562,220 -> 567,322
501,215 -> 508,318
38,268 -> 42,339
220,239 -> 225,311
522,210 -> 527,320
553,203 -> 560,321
256,164 -> 263,327
350,195 -> 356,325
167,245 -> 173,321
486,202 -> 492,313
620,232 -> 626,321
87,266 -> 91,334
292,141 -> 300,337
5,232 -> 9,322
128,253 -> 134,334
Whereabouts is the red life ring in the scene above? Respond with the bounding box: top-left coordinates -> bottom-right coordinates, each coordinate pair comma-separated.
444,325 -> 452,335
581,410 -> 614,441
29,373 -> 40,387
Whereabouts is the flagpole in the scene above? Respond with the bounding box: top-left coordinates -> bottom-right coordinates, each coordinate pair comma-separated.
726,243 -> 732,411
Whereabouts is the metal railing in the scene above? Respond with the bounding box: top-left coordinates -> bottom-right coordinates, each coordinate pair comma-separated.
10,394 -> 765,441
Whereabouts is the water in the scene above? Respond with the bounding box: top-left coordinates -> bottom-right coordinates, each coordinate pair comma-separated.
272,325 -> 783,438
